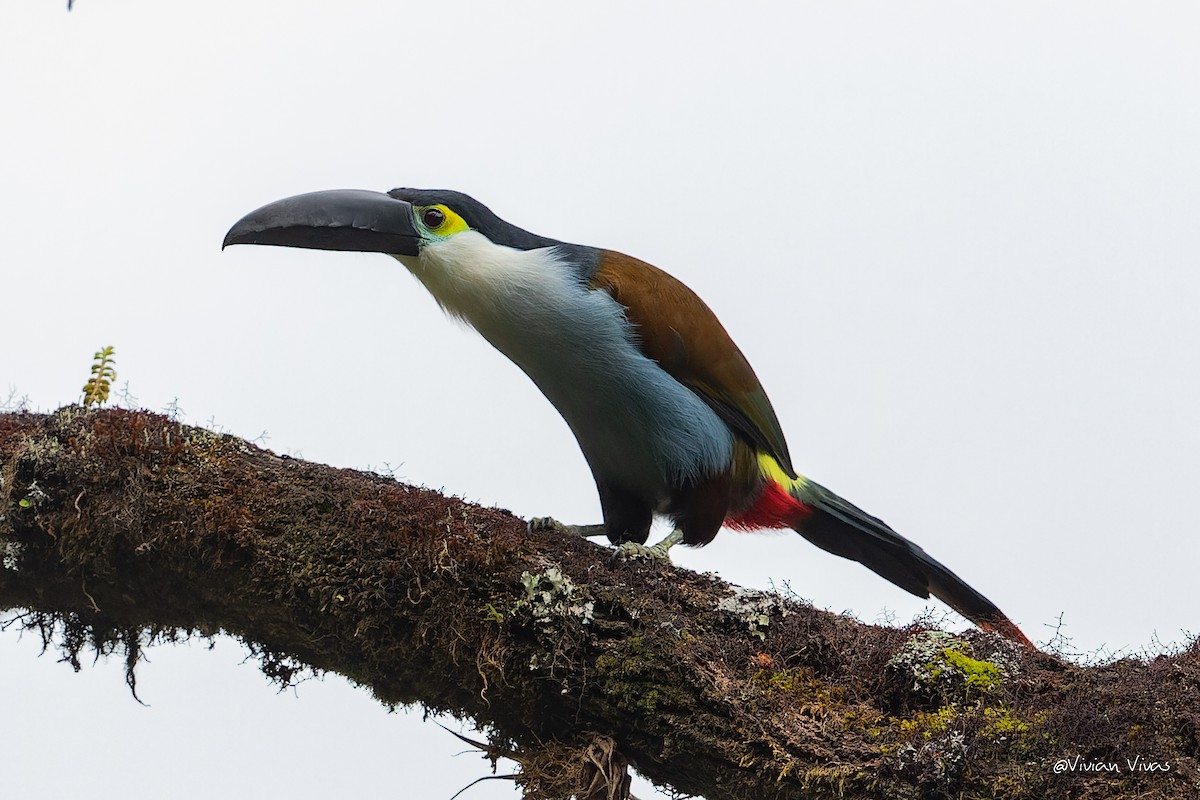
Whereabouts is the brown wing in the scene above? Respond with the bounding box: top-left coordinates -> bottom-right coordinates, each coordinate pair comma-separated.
590,250 -> 796,478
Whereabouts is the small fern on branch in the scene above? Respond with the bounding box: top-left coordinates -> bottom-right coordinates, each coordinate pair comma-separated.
82,346 -> 117,408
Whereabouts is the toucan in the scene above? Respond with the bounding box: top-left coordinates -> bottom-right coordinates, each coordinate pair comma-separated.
224,188 -> 1032,646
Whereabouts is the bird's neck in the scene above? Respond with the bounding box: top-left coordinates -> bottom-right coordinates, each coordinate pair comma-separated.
394,232 -> 566,326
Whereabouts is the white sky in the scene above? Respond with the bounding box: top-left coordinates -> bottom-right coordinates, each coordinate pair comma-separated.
2,2 -> 1199,798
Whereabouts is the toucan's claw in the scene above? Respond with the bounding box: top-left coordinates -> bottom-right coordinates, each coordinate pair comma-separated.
528,516 -> 565,533
529,517 -> 608,539
617,529 -> 683,562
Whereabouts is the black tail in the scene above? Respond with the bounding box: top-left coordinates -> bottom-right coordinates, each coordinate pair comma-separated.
794,482 -> 1032,647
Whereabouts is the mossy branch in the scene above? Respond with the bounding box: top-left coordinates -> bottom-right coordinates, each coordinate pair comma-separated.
0,409 -> 1197,800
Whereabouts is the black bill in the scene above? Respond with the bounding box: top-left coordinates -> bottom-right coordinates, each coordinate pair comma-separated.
223,189 -> 421,256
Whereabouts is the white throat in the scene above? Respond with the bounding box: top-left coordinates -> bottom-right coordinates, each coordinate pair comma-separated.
394,231 -> 562,329
393,230 -> 733,491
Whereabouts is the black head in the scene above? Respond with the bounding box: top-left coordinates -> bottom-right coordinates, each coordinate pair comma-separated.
387,188 -> 564,251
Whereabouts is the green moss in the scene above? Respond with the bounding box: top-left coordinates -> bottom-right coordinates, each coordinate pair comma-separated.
978,707 -> 1052,759
593,636 -> 693,715
797,764 -> 861,793
939,647 -> 1002,696
898,705 -> 958,740
888,631 -> 1008,705
753,666 -> 806,693
751,666 -> 847,721
980,706 -> 1029,739
843,709 -> 891,741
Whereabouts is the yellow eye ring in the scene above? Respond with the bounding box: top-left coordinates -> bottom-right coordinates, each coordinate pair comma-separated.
418,204 -> 469,237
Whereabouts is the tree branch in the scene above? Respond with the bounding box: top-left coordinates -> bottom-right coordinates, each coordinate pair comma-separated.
1,409 -> 1196,799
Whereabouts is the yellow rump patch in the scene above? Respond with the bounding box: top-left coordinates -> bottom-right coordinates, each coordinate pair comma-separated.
757,452 -> 806,492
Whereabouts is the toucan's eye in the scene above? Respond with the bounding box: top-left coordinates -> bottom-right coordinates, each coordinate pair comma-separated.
417,204 -> 468,237
422,208 -> 446,229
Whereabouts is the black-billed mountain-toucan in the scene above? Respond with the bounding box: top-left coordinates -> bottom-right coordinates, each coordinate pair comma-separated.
225,188 -> 1032,646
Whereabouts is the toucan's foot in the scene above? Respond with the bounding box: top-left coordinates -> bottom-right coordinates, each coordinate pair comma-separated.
529,517 -> 608,539
617,529 -> 683,562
